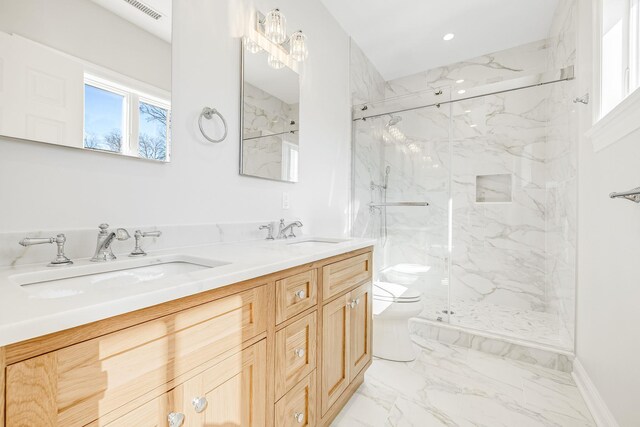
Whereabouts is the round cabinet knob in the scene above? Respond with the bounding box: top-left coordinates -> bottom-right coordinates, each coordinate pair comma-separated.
192,396 -> 208,413
295,290 -> 306,299
168,412 -> 185,427
355,297 -> 361,305
294,411 -> 305,423
294,348 -> 305,358
349,300 -> 356,309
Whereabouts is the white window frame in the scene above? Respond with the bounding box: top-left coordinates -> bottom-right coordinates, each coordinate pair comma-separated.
588,0 -> 640,151
83,73 -> 171,161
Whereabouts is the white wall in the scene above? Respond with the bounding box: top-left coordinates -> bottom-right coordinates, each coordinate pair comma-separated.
575,1 -> 640,426
0,0 -> 171,90
0,0 -> 351,237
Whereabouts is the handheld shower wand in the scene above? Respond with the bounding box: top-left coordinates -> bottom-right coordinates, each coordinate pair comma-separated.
384,165 -> 391,189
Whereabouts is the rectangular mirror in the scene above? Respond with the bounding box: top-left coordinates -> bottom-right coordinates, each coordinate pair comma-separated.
241,38 -> 300,182
0,0 -> 172,162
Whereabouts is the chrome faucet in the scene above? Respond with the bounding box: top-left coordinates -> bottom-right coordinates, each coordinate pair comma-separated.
91,224 -> 131,262
277,219 -> 303,239
259,223 -> 275,240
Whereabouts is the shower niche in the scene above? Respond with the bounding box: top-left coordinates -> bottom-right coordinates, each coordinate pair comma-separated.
475,174 -> 513,203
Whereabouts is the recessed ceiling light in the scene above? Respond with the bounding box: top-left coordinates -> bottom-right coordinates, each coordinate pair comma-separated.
457,89 -> 466,94
443,33 -> 455,41
465,109 -> 471,113
470,124 -> 477,128
456,79 -> 465,84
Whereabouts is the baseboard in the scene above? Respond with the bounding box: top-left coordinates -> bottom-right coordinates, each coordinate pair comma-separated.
572,358 -> 620,427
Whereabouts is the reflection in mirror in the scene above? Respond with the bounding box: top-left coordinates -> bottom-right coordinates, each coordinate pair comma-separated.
241,36 -> 300,182
0,0 -> 172,162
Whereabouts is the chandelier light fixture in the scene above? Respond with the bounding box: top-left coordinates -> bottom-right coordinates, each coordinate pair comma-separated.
264,9 -> 287,44
267,54 -> 285,70
249,8 -> 309,70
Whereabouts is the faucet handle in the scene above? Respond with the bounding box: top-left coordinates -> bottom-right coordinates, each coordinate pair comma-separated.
98,223 -> 110,234
259,224 -> 274,240
19,234 -> 73,267
129,230 -> 160,257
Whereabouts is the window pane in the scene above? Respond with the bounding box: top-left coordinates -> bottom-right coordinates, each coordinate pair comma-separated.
84,84 -> 124,153
138,101 -> 169,161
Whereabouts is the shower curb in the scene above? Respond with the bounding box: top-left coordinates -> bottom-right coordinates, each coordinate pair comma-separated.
409,318 -> 574,373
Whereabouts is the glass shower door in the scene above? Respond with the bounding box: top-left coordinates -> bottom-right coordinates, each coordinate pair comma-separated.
351,97 -> 452,324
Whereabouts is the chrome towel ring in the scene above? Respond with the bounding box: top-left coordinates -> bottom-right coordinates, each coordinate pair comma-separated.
198,107 -> 228,143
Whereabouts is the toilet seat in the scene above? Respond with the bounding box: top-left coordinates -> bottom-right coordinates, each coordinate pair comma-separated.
373,281 -> 421,303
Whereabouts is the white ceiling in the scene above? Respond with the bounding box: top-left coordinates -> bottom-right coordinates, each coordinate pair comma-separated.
320,0 -> 559,81
90,0 -> 172,42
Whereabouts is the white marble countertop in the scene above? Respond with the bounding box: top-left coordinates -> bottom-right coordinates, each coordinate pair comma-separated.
0,236 -> 375,347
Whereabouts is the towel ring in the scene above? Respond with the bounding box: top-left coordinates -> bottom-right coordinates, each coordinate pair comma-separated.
198,107 -> 228,143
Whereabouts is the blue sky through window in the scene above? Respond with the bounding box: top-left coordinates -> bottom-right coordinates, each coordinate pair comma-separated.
84,84 -> 124,152
138,101 -> 168,160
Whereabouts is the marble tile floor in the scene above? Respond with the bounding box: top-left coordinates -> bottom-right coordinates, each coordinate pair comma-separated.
421,296 -> 572,350
331,337 -> 594,427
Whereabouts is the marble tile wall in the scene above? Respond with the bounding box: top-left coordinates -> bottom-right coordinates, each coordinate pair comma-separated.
385,38 -> 553,98
350,40 -> 386,106
0,219 -> 302,268
449,84 -> 550,312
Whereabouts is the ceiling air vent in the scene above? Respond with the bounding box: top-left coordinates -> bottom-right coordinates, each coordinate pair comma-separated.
122,0 -> 162,20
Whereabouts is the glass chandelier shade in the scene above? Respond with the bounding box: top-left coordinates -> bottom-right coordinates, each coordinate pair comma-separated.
264,9 -> 287,44
267,54 -> 285,69
290,31 -> 308,62
244,37 -> 262,54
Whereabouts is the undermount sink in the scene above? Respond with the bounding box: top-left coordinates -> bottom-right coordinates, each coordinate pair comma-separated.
11,255 -> 228,299
286,238 -> 348,246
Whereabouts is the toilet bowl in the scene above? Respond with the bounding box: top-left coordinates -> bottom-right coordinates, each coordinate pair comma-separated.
372,281 -> 423,362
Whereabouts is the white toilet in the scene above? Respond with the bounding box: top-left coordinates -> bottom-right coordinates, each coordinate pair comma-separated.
372,281 -> 423,362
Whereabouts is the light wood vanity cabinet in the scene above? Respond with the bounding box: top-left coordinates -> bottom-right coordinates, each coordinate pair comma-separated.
0,246 -> 373,427
320,281 -> 372,415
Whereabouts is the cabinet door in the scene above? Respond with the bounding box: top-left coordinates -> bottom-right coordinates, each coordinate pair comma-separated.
321,294 -> 351,415
179,340 -> 267,427
349,282 -> 372,381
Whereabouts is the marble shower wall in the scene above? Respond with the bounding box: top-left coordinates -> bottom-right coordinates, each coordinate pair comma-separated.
385,38 -> 554,98
350,1 -> 578,349
447,85 -> 550,311
350,40 -> 386,106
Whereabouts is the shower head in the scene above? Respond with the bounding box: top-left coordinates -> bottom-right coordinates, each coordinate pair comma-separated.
388,116 -> 402,126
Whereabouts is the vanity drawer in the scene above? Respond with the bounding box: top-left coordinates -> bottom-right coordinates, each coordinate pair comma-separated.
275,312 -> 317,399
322,252 -> 372,301
275,371 -> 316,427
276,269 -> 318,324
5,286 -> 267,427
